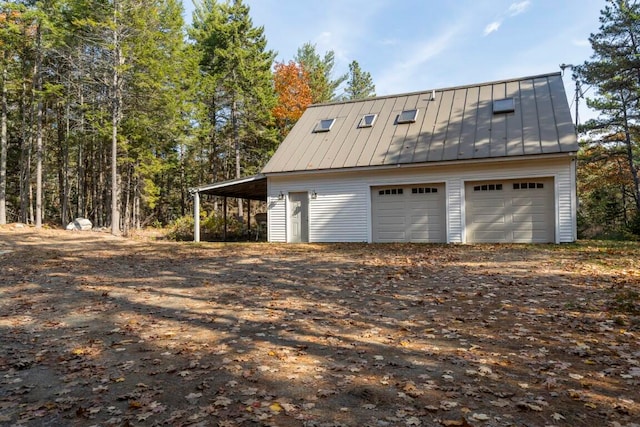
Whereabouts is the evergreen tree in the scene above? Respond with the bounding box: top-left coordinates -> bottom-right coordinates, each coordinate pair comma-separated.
118,0 -> 191,231
0,4 -> 25,224
576,0 -> 640,222
295,42 -> 346,103
344,60 -> 375,100
191,0 -> 277,218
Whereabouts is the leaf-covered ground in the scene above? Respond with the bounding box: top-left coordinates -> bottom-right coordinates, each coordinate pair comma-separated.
1,226 -> 639,427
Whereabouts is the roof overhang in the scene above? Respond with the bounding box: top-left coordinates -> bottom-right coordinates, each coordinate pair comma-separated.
189,174 -> 267,201
263,152 -> 578,178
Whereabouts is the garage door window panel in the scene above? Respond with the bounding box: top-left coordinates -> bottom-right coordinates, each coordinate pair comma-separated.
514,182 -> 544,190
474,184 -> 502,191
412,187 -> 439,194
378,188 -> 404,195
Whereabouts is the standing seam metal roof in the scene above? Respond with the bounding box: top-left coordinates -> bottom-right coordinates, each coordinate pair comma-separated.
261,72 -> 578,174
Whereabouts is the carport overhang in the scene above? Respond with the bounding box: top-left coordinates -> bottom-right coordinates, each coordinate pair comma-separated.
189,174 -> 267,242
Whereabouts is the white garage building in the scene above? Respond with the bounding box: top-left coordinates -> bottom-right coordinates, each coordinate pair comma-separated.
193,72 -> 578,244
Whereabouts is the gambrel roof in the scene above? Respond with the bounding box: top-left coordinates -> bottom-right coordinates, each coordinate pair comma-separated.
262,72 -> 578,174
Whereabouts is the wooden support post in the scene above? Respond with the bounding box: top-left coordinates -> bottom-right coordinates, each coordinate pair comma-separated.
247,199 -> 251,238
193,191 -> 200,242
223,196 -> 227,242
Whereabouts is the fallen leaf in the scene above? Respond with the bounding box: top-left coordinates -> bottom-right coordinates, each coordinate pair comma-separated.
441,418 -> 472,427
440,400 -> 459,411
489,399 -> 510,408
516,401 -> 543,411
185,392 -> 202,402
471,413 -> 490,421
213,396 -> 232,407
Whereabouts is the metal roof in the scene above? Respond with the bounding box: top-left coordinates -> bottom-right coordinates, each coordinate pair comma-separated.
189,174 -> 267,201
262,72 -> 578,174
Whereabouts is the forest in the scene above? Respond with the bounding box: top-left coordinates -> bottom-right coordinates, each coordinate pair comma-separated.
0,0 -> 638,240
0,0 -> 375,237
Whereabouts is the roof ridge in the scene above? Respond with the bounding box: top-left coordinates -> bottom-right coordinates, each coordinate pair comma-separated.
312,71 -> 563,108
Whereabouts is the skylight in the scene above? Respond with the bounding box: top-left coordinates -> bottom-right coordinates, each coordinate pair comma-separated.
313,118 -> 335,133
493,98 -> 515,114
358,114 -> 377,128
397,109 -> 419,124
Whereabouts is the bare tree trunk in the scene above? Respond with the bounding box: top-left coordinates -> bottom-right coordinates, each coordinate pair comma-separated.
123,164 -> 131,236
621,95 -> 640,212
111,1 -> 122,236
78,89 -> 85,218
232,97 -> 243,219
28,182 -> 34,224
93,139 -> 101,227
134,173 -> 140,229
63,102 -> 70,224
34,22 -> 43,228
179,145 -> 186,217
19,78 -> 32,224
0,61 -> 7,225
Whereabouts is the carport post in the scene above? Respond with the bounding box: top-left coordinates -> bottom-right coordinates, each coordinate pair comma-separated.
193,191 -> 200,242
223,196 -> 227,242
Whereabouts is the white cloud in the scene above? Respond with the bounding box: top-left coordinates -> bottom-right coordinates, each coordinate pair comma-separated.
375,26 -> 462,94
508,1 -> 531,16
484,21 -> 501,36
483,1 -> 530,36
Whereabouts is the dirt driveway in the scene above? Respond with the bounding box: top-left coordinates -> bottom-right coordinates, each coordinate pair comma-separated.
1,226 -> 639,427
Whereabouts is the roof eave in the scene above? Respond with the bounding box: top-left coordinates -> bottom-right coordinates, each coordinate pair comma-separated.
189,174 -> 267,201
263,152 -> 577,178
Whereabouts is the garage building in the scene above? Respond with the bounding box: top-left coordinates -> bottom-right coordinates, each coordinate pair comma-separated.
193,72 -> 578,244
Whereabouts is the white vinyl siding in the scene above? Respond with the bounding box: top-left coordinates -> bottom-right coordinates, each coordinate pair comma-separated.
267,156 -> 576,244
311,192 -> 369,242
447,179 -> 462,242
268,176 -> 369,243
266,197 -> 286,242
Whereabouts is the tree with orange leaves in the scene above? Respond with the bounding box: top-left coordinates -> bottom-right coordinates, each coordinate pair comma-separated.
272,61 -> 312,138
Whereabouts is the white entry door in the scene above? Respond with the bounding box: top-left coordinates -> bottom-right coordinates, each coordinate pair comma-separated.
288,192 -> 309,242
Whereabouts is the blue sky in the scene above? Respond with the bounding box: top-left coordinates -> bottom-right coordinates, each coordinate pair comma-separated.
183,0 -> 606,124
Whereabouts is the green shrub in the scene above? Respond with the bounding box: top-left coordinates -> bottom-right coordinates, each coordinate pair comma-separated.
627,212 -> 640,238
201,213 -> 244,240
165,212 -> 248,241
165,215 -> 195,241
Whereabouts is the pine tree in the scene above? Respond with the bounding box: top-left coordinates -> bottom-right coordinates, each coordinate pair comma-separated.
295,42 -> 346,103
576,0 -> 640,221
344,60 -> 375,100
191,0 -> 277,219
118,0 -> 191,231
0,4 -> 24,224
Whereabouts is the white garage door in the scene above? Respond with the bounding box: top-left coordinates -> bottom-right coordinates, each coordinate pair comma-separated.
372,183 -> 445,243
465,178 -> 555,243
